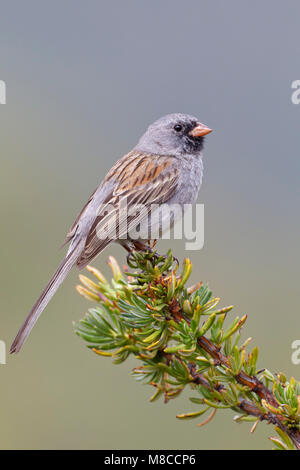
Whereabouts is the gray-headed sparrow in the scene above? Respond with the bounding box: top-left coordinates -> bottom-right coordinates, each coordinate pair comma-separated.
10,113 -> 212,353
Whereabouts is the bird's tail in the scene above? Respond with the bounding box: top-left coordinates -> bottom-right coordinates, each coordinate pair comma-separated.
10,241 -> 83,354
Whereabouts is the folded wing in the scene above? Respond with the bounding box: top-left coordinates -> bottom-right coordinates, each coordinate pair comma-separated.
74,151 -> 179,268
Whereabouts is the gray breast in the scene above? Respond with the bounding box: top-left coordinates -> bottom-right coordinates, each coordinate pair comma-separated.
169,153 -> 203,206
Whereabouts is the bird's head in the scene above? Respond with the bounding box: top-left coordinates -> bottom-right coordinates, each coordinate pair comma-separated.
135,113 -> 212,156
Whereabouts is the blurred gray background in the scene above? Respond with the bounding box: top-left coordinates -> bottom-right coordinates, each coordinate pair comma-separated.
1,0 -> 300,450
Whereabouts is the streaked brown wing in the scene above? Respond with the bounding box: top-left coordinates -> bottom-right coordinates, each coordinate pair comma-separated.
76,151 -> 178,268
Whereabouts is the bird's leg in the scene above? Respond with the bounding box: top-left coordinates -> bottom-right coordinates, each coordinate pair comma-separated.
119,241 -> 131,253
149,239 -> 157,249
122,239 -> 156,253
132,240 -> 154,252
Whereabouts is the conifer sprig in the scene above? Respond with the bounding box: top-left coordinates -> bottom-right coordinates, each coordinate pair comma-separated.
74,250 -> 300,450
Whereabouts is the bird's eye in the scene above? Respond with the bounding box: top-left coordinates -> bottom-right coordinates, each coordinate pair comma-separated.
174,124 -> 183,132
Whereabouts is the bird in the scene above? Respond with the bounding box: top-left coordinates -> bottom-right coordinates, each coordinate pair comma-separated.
10,113 -> 212,354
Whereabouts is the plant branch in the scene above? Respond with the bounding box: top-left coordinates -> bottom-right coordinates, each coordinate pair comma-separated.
74,250 -> 300,450
187,361 -> 300,449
